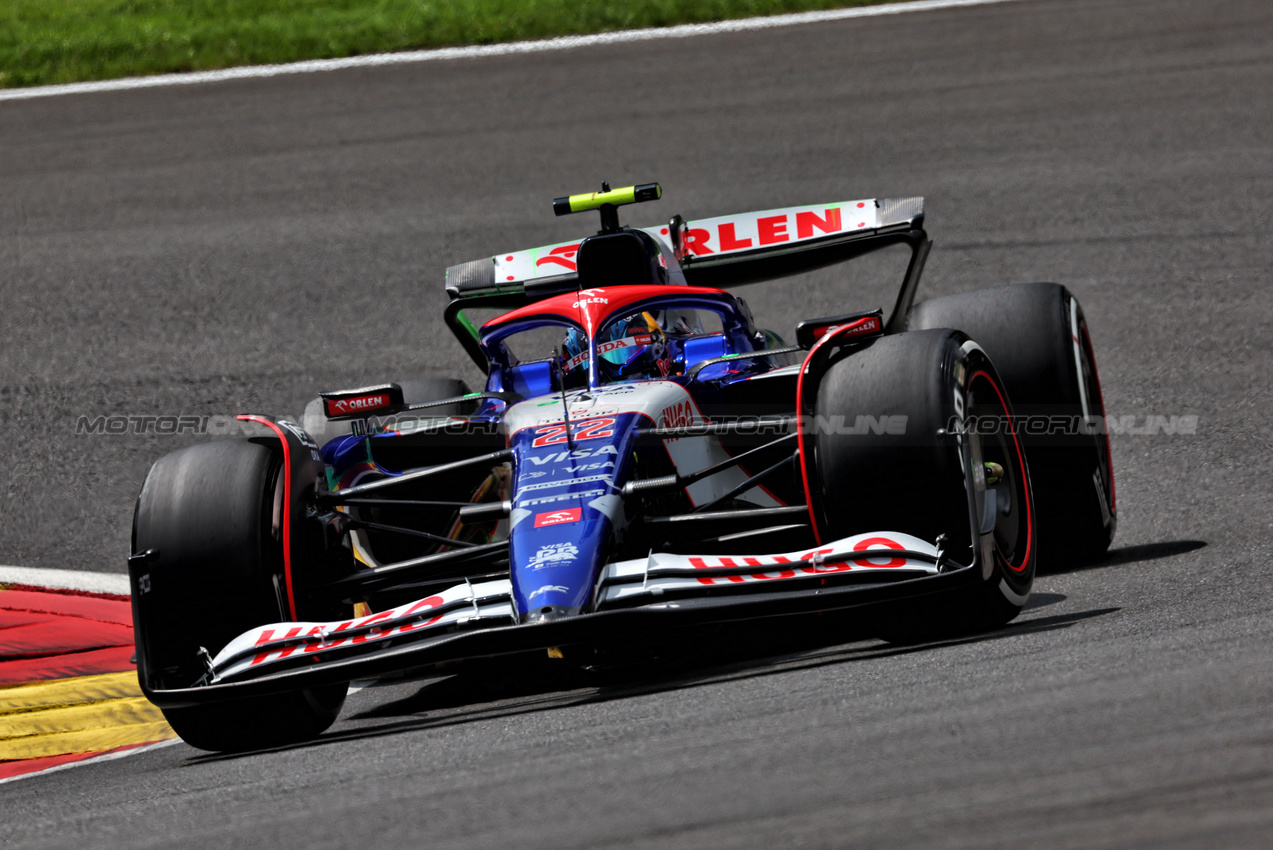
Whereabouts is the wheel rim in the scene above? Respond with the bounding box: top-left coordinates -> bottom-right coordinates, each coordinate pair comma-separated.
968,371 -> 1032,573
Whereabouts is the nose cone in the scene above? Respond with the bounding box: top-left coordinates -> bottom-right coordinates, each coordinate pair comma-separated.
521,605 -> 576,624
505,408 -> 640,620
510,500 -> 614,619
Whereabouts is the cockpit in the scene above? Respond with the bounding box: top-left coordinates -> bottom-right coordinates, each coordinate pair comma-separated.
479,290 -> 766,396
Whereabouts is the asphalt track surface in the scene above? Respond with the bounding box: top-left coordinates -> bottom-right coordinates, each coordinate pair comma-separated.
2,0 -> 1271,845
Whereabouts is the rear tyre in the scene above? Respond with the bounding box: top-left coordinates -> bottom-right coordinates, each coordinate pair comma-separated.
908,283 -> 1116,567
132,439 -> 346,752
811,329 -> 1036,640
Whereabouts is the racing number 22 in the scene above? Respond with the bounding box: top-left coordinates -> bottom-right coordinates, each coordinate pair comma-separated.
531,417 -> 616,448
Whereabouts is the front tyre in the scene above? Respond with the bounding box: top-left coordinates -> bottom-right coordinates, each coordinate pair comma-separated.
132,439 -> 346,752
810,329 -> 1036,639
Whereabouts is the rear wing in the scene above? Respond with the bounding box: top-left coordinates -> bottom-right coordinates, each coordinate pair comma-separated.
444,197 -> 929,369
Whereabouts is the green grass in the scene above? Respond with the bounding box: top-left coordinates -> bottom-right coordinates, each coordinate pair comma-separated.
0,0 -> 898,89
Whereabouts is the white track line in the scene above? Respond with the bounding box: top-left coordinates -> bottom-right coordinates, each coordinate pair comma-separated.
0,0 -> 1018,103
0,566 -> 130,596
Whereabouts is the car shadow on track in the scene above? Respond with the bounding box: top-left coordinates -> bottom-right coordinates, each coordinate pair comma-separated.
1040,539 -> 1207,575
183,604 -> 1120,765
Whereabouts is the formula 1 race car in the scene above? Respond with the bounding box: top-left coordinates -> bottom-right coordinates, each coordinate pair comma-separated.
129,183 -> 1116,751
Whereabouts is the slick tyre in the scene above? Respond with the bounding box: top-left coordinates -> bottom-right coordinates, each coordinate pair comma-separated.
908,283 -> 1116,567
302,377 -> 471,446
132,439 -> 346,752
811,329 -> 1036,640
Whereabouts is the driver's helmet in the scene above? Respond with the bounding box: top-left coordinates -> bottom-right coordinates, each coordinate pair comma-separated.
561,326 -> 591,386
561,312 -> 670,383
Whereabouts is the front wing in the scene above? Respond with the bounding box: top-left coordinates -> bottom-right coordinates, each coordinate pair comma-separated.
133,532 -> 973,708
